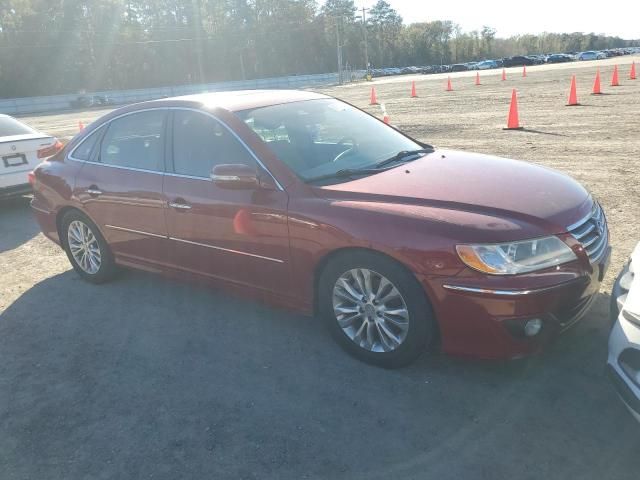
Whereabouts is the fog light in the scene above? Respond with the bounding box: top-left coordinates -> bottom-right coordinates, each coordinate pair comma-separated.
524,318 -> 543,337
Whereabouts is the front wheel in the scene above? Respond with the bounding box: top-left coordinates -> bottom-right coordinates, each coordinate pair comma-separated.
61,210 -> 117,284
318,251 -> 436,368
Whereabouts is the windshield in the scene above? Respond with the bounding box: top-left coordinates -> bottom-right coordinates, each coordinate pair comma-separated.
237,99 -> 423,182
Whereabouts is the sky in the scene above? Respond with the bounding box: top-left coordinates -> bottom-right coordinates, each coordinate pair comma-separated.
358,0 -> 639,39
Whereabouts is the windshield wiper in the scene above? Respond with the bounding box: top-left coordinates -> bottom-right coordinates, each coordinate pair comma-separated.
304,167 -> 389,184
304,147 -> 435,183
374,148 -> 433,169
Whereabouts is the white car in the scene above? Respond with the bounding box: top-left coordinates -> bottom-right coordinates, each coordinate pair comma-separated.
476,60 -> 499,70
608,242 -> 640,422
578,51 -> 606,61
0,114 -> 61,198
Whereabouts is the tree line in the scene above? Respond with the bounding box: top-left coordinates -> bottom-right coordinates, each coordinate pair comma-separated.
0,0 -> 637,98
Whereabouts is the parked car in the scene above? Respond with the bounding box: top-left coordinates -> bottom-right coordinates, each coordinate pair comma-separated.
0,114 -> 62,198
608,243 -> 640,422
70,95 -> 113,109
450,63 -> 469,72
476,60 -> 499,70
578,51 -> 606,61
31,90 -> 611,367
385,67 -> 402,76
525,55 -> 545,64
547,53 -> 574,64
502,55 -> 536,67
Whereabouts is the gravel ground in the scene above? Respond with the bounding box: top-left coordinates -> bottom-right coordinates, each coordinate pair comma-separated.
2,56 -> 640,479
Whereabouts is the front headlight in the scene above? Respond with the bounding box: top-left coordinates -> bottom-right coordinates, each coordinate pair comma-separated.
456,236 -> 577,275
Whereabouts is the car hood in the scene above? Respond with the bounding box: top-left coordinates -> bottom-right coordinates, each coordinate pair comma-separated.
317,149 -> 592,236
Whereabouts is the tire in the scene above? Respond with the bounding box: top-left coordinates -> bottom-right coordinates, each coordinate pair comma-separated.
318,250 -> 436,368
61,210 -> 118,284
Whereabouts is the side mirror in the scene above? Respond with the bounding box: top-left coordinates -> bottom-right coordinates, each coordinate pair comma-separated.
211,164 -> 277,190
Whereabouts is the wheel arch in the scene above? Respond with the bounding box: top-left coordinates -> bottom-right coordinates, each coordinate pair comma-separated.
313,247 -> 435,315
312,246 -> 441,348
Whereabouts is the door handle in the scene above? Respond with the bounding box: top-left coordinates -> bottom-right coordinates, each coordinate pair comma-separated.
86,186 -> 103,196
169,201 -> 192,211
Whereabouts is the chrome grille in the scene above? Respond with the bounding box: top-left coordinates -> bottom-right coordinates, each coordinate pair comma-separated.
567,202 -> 608,262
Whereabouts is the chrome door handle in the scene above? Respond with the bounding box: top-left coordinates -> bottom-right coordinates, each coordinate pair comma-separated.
86,188 -> 103,196
169,202 -> 192,210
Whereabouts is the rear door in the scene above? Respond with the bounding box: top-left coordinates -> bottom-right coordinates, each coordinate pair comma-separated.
73,109 -> 170,266
162,109 -> 291,293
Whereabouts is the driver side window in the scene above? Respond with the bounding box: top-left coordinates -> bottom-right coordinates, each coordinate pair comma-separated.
172,110 -> 256,178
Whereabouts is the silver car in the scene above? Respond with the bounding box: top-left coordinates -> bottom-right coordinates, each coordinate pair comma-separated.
579,51 -> 606,61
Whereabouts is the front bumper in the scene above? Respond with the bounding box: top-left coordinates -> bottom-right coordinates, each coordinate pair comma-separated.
422,246 -> 611,360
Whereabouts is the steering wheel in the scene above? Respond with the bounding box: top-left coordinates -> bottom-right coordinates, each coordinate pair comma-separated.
333,137 -> 359,162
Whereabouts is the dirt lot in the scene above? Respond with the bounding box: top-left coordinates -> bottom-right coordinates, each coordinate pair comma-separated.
2,57 -> 640,479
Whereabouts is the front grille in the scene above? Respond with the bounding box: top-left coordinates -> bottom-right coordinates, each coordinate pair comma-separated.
568,202 -> 608,262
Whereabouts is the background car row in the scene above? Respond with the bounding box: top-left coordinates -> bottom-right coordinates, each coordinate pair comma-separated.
369,47 -> 640,77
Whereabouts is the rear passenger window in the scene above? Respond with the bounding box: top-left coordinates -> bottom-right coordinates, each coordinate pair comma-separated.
72,126 -> 103,161
172,110 -> 256,178
100,110 -> 166,171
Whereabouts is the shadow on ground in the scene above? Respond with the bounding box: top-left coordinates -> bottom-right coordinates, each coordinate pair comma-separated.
0,196 -> 39,253
1,269 -> 639,480
515,128 -> 569,137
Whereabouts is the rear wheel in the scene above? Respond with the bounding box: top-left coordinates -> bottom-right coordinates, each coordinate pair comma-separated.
61,210 -> 117,284
318,251 -> 436,368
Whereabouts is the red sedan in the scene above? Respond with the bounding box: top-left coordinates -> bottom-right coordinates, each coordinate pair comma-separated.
31,90 -> 610,367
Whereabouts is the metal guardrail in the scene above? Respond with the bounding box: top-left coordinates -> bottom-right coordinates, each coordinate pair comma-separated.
0,71 -> 366,116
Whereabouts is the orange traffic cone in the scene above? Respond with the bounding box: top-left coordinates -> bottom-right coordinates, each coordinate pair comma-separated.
504,89 -> 523,130
501,68 -> 506,81
446,77 -> 453,91
370,87 -> 379,105
630,61 -> 637,80
78,120 -> 85,131
410,81 -> 418,98
611,65 -> 620,86
592,69 -> 602,95
566,75 -> 580,106
381,104 -> 390,124
475,71 -> 481,85
522,65 -> 527,77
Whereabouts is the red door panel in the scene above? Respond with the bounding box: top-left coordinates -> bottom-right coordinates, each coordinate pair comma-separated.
75,164 -> 168,264
72,109 -> 170,265
163,175 -> 291,293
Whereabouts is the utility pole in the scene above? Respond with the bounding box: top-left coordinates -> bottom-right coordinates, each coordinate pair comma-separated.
358,6 -> 370,73
336,16 -> 344,84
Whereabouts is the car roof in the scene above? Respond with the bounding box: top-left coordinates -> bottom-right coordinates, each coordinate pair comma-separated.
141,89 -> 330,112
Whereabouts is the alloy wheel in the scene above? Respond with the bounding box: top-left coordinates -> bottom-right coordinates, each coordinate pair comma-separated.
67,220 -> 102,274
332,268 -> 410,353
